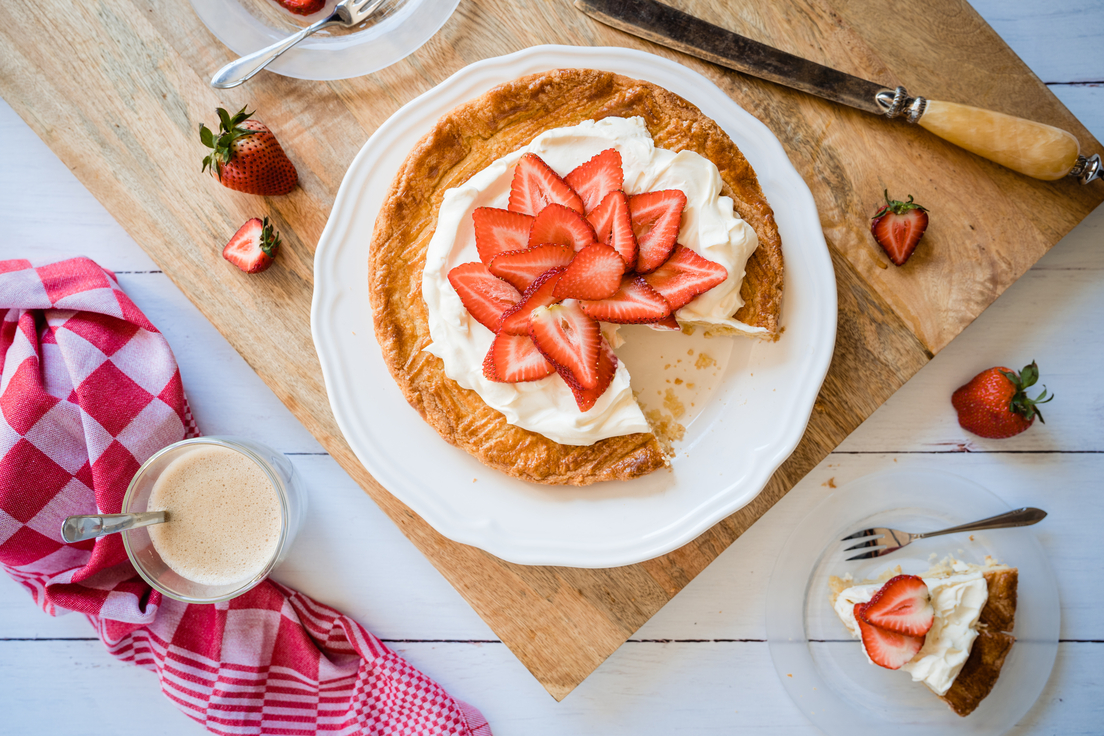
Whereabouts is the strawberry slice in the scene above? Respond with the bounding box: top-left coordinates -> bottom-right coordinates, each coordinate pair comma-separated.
498,267 -> 565,336
629,190 -> 686,273
553,242 -> 624,300
587,191 -> 636,271
565,148 -> 623,214
579,276 -> 671,324
568,338 -> 618,412
472,207 -> 534,266
447,262 -> 522,332
483,332 -> 555,383
649,314 -> 681,330
528,301 -> 601,390
528,203 -> 597,252
859,575 -> 934,637
508,153 -> 584,216
222,217 -> 281,274
642,244 -> 728,311
854,602 -> 926,670
488,244 -> 575,292
870,191 -> 928,266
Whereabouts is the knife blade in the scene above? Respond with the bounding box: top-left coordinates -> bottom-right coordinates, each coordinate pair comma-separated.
575,0 -> 888,115
575,0 -> 1101,184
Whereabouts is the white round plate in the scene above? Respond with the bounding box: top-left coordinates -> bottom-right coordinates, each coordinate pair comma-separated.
311,45 -> 836,567
766,469 -> 1059,735
188,0 -> 459,81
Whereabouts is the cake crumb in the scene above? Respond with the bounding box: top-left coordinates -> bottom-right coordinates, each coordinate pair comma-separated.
664,364 -> 671,370
674,378 -> 683,385
695,352 -> 717,369
687,349 -> 694,356
687,383 -> 695,389
822,477 -> 837,488
663,389 -> 685,419
969,535 -> 975,541
644,408 -> 685,456
680,324 -> 696,336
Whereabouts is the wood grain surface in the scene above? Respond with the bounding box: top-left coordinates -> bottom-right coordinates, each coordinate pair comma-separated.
2,0 -> 1101,701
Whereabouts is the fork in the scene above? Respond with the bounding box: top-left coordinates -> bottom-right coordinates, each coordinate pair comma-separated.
841,507 -> 1047,561
210,0 -> 389,89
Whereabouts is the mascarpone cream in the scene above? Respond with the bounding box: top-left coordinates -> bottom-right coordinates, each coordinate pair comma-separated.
832,560 -> 990,696
422,117 -> 759,445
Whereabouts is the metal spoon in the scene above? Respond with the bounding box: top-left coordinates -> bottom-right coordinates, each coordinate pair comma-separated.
209,0 -> 389,89
61,512 -> 168,544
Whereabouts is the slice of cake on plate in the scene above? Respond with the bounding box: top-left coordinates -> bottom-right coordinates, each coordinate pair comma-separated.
828,556 -> 1018,716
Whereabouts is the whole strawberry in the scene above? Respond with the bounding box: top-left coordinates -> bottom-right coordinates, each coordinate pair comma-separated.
870,190 -> 928,266
952,361 -> 1052,439
200,107 -> 298,196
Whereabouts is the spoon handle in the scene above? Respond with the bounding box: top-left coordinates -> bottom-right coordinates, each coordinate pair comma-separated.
61,512 -> 167,543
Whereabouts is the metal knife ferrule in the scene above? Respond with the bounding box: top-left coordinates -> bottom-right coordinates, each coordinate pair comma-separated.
875,86 -> 928,125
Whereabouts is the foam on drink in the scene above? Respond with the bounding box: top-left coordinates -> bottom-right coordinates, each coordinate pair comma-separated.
147,445 -> 281,586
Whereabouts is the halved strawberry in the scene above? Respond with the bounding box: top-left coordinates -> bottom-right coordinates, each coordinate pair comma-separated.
528,203 -> 597,252
222,217 -> 281,274
859,575 -> 934,637
870,191 -> 928,266
489,244 -> 575,292
587,191 -> 636,271
854,602 -> 926,670
447,262 -> 522,332
553,242 -> 624,300
568,338 -> 618,412
629,190 -> 686,273
642,244 -> 728,311
579,276 -> 671,324
498,267 -> 565,336
565,148 -> 623,214
483,332 -> 554,383
472,207 -> 534,265
508,153 -> 584,216
528,301 -> 601,390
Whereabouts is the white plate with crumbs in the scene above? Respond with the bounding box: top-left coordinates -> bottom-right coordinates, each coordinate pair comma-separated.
311,45 -> 836,567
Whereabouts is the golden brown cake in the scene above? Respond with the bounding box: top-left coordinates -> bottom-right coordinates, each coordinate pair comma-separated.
369,68 -> 784,485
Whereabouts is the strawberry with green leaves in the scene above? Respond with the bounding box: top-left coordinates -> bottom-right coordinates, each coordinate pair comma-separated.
870,191 -> 928,266
223,217 -> 281,273
200,107 -> 298,196
952,361 -> 1053,439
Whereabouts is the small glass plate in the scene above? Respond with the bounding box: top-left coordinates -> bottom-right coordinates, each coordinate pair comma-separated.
766,469 -> 1058,735
188,0 -> 459,81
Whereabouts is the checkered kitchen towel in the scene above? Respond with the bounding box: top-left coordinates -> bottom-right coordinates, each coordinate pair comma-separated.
0,257 -> 491,736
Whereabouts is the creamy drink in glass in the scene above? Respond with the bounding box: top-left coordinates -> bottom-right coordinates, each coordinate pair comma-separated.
122,437 -> 306,603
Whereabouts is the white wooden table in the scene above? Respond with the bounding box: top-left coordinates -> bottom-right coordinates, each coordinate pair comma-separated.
2,1 -> 1102,732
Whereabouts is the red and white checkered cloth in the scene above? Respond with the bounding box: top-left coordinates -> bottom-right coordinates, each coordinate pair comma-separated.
0,257 -> 491,736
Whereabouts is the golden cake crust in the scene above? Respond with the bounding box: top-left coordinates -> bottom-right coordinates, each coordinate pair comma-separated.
939,568 -> 1018,716
369,68 -> 783,485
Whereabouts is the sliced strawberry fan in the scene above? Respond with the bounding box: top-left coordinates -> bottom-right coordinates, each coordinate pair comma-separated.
447,149 -> 729,412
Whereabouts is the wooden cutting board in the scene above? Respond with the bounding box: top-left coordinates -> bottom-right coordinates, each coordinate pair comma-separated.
2,0 -> 1100,701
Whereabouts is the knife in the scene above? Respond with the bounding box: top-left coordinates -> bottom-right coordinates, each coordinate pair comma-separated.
575,0 -> 1101,184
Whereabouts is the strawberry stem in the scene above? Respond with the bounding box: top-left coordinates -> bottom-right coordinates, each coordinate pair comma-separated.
200,107 -> 260,181
873,189 -> 928,218
999,361 -> 1053,424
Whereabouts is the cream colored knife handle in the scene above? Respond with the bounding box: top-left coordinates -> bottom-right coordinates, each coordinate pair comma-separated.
920,100 -> 1079,180
876,87 -> 1100,183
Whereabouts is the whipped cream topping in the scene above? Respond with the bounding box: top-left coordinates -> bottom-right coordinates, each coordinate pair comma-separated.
833,561 -> 990,696
421,117 -> 759,446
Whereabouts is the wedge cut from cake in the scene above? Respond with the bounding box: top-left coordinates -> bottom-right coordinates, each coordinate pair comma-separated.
829,557 -> 1018,717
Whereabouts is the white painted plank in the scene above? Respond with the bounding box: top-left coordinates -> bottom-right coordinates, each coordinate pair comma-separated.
971,0 -> 1104,85
1047,84 -> 1104,141
1,639 -> 1100,736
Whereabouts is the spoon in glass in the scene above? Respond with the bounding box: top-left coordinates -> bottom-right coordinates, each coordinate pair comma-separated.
61,512 -> 168,543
